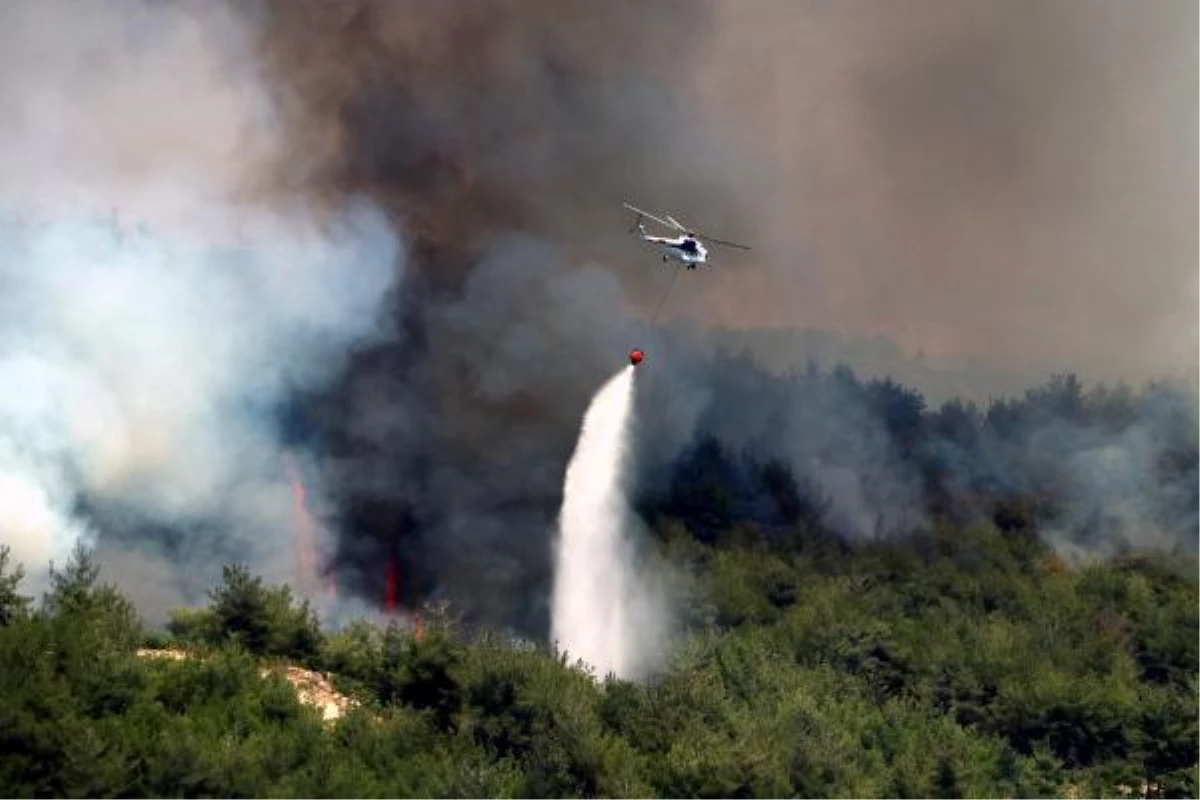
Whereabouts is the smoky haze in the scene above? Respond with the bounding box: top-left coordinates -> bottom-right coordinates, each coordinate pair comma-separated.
0,0 -> 401,617
0,0 -> 1191,639
247,0 -> 1197,384
688,0 -> 1197,385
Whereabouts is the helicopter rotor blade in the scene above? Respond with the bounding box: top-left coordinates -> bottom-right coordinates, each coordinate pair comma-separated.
692,229 -> 752,250
622,202 -> 752,250
701,236 -> 752,251
622,202 -> 677,231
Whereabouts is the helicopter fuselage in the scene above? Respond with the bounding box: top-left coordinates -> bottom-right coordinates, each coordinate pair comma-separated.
640,232 -> 708,268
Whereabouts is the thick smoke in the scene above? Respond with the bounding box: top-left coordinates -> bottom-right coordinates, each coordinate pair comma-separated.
634,357 -> 1198,557
307,234 -> 657,630
634,352 -> 930,542
241,0 -> 1195,384
688,0 -> 1197,386
245,0 -> 746,279
0,0 -> 401,616
239,0 -> 746,632
239,0 -> 1193,633
995,379 -> 1199,559
2,0 -> 1189,641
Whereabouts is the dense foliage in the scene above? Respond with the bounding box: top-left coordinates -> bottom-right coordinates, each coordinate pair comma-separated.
646,355 -> 1198,557
1,525 -> 1195,796
0,365 -> 1195,798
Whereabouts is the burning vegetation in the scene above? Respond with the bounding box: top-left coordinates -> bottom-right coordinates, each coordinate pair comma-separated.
0,0 -> 1193,794
0,500 -> 1195,796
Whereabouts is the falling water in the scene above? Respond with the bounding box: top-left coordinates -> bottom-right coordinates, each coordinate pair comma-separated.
551,365 -> 661,680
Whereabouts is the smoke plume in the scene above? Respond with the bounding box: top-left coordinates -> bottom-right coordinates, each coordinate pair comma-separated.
0,0 -> 401,614
237,0 -> 1194,631
689,0 -> 1197,386
1,0 -> 1190,641
233,0 -> 741,631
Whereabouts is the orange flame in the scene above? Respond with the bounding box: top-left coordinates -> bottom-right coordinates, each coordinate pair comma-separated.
281,451 -> 333,598
384,557 -> 422,640
385,560 -> 397,612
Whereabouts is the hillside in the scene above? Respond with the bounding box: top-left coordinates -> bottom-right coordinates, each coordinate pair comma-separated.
135,647 -> 359,724
1,364 -> 1196,798
0,516 -> 1194,798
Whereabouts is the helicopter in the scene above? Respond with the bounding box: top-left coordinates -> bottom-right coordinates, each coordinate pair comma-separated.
622,202 -> 751,269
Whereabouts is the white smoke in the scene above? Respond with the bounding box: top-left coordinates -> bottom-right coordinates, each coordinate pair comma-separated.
0,0 -> 402,607
551,365 -> 668,681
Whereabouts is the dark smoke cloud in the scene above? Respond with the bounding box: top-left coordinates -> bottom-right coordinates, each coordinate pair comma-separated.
241,0 -> 1195,633
244,0 -> 1195,389
3,0 -> 1190,642
245,0 -> 747,290
240,0 -> 750,631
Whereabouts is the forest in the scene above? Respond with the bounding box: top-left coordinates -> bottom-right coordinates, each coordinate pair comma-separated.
0,361 -> 1196,798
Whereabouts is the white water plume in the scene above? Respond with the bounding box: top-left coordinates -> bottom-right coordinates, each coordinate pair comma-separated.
551,365 -> 666,681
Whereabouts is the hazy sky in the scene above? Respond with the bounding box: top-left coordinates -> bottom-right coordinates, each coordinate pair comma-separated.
8,0 -> 1190,388
675,0 -> 1197,385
